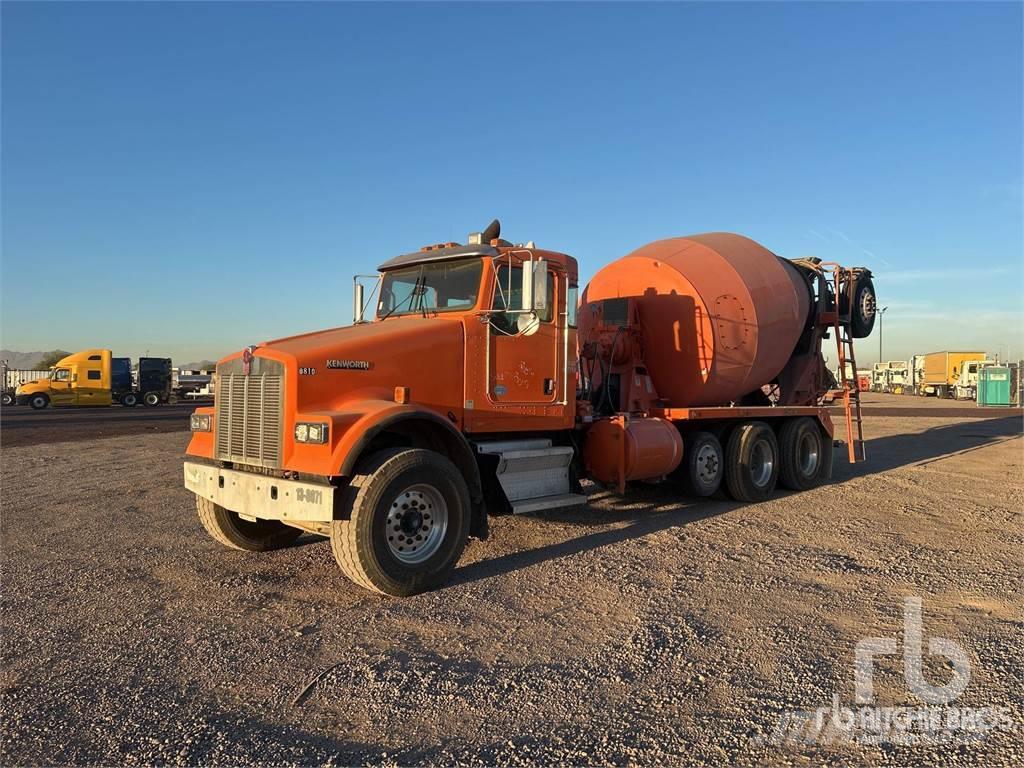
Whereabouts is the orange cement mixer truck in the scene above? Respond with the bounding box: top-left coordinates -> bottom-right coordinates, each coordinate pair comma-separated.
184,220 -> 875,596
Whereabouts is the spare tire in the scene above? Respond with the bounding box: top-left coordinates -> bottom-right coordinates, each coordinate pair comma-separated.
843,274 -> 876,338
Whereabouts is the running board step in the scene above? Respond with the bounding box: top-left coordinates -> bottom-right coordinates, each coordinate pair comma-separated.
511,493 -> 589,515
475,440 -> 578,510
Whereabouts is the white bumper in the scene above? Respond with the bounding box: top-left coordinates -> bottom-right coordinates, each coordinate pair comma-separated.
184,461 -> 335,522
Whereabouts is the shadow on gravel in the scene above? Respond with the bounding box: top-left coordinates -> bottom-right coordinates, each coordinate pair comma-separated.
833,414 -> 1022,483
451,495 -> 736,587
452,415 -> 1022,588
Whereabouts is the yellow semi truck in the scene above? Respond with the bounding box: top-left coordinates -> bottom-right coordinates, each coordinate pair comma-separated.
916,350 -> 987,398
15,349 -> 171,409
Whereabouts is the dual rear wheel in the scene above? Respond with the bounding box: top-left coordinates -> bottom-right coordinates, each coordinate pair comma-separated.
679,417 -> 829,502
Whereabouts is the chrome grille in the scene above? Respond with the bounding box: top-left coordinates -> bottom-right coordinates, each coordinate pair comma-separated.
215,358 -> 284,468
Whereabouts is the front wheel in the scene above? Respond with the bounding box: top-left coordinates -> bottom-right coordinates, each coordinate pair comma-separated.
195,495 -> 302,551
122,392 -> 138,407
331,448 -> 471,597
143,391 -> 161,407
1,392 -> 13,406
29,394 -> 49,410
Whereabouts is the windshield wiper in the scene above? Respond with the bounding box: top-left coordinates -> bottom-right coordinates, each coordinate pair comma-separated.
379,272 -> 426,321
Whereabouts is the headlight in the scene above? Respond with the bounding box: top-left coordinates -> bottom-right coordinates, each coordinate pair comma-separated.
295,422 -> 329,444
190,413 -> 212,432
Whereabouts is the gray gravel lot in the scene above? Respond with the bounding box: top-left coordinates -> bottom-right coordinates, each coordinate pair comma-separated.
1,404 -> 1022,766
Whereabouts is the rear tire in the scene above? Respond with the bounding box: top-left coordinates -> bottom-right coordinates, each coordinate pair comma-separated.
680,431 -> 724,497
330,448 -> 471,597
29,394 -> 48,410
195,495 -> 302,551
122,392 -> 138,407
143,391 -> 161,407
778,417 -> 825,491
1,392 -> 13,406
724,421 -> 779,502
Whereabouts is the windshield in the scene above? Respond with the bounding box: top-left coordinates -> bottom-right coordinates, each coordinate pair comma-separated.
378,258 -> 483,318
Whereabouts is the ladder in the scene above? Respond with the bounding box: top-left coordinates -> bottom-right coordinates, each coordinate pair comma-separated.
830,268 -> 866,462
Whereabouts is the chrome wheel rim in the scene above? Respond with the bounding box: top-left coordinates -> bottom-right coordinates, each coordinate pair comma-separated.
798,432 -> 820,476
750,439 -> 774,487
386,484 -> 448,564
859,288 -> 876,319
695,443 -> 720,485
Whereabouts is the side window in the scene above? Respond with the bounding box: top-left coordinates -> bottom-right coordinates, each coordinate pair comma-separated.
88,354 -> 102,361
568,283 -> 578,328
87,370 -> 101,381
53,369 -> 70,382
491,266 -> 554,333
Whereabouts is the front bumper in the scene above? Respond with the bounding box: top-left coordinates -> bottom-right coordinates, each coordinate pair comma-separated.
184,461 -> 335,522
15,394 -> 31,405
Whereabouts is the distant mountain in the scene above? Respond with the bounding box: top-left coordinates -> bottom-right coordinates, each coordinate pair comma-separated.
180,360 -> 218,371
0,350 -> 52,369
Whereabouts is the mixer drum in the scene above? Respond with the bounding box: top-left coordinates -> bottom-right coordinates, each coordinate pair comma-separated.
580,233 -> 812,407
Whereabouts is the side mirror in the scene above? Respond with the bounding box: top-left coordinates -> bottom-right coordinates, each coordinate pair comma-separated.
353,283 -> 365,324
520,259 -> 548,313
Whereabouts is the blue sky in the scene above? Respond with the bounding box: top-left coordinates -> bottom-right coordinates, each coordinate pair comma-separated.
2,1 -> 1021,365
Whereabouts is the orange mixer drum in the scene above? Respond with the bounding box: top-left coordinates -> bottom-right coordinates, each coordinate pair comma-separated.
581,233 -> 811,407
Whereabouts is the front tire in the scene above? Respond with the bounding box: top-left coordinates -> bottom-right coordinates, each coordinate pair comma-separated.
195,495 -> 302,551
122,392 -> 138,407
331,448 -> 471,597
724,421 -> 779,503
29,394 -> 49,410
143,391 -> 161,407
1,392 -> 13,406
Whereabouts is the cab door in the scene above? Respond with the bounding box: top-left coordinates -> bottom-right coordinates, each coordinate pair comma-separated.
48,368 -> 77,406
463,258 -> 572,433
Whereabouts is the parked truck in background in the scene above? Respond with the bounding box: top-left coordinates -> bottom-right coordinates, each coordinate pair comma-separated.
916,351 -> 987,398
953,358 -> 995,401
871,363 -> 888,392
885,360 -> 909,394
183,221 -> 876,596
14,349 -> 172,409
1,363 -> 50,406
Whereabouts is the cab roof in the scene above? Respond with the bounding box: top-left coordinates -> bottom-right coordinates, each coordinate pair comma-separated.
377,244 -> 499,272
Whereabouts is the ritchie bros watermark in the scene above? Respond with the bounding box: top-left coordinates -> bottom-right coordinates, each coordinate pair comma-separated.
761,597 -> 1018,746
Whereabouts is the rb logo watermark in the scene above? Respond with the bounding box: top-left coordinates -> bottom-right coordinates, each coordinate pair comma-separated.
761,597 -> 1016,746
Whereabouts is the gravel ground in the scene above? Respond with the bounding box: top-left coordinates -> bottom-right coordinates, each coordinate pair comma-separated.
1,404 -> 1021,766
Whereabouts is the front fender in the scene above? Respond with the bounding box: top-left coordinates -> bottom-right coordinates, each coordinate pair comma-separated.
319,400 -> 465,478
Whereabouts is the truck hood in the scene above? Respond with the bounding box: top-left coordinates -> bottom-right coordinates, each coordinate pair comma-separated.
233,316 -> 468,413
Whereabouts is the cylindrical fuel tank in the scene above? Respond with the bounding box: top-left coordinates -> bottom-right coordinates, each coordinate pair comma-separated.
584,417 -> 683,485
580,233 -> 812,407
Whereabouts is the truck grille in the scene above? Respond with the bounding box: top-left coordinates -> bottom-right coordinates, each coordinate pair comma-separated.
214,357 -> 284,468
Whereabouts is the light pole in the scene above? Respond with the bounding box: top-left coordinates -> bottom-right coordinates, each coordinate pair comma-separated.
878,306 -> 889,364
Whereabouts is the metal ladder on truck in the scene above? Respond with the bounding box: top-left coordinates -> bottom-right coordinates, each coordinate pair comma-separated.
828,266 -> 867,462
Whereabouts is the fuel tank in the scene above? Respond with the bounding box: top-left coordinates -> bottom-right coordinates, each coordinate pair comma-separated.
584,417 -> 683,485
580,233 -> 812,407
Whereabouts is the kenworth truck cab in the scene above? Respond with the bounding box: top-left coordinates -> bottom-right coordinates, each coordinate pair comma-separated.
185,220 -> 873,596
184,220 -> 579,595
